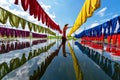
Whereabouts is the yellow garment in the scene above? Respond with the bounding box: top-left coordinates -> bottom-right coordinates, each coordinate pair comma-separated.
67,0 -> 100,36
33,24 -> 38,32
9,13 -> 20,28
20,18 -> 26,29
67,42 -> 83,80
0,8 -> 9,24
28,22 -> 33,31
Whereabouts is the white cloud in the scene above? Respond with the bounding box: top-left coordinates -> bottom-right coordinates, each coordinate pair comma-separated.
39,2 -> 56,19
0,0 -> 55,28
96,7 -> 107,17
89,22 -> 99,29
112,14 -> 118,18
73,27 -> 84,35
40,2 -> 51,11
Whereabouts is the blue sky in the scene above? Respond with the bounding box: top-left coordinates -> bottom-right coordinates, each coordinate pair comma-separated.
0,0 -> 120,35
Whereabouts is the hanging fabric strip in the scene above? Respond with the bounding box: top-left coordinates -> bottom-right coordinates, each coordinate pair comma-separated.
14,0 -> 62,34
110,17 -> 118,35
9,13 -> 20,28
33,24 -> 38,32
117,16 -> 120,33
0,8 -> 9,24
28,22 -> 33,31
20,18 -> 26,29
67,0 -> 100,36
38,26 -> 42,33
21,0 -> 30,11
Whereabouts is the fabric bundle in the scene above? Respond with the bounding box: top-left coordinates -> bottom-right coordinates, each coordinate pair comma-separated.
68,0 -> 100,36
14,0 -> 62,33
75,16 -> 120,45
0,27 -> 30,38
0,7 -> 57,36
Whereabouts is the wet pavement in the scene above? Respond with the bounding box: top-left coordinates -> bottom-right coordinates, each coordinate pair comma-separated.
0,39 -> 120,80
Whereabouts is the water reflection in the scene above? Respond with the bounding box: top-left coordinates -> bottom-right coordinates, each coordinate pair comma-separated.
0,41 -> 55,79
0,39 -> 47,54
29,42 -> 62,80
68,42 -> 83,80
75,42 -> 120,80
81,40 -> 120,55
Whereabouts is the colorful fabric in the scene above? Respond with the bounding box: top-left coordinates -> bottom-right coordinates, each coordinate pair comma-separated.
68,0 -> 100,36
0,8 -> 9,24
28,22 -> 33,31
9,13 -> 20,28
14,0 -> 62,33
20,18 -> 26,29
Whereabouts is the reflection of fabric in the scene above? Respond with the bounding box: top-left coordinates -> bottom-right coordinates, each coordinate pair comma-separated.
68,42 -> 83,80
68,0 -> 100,36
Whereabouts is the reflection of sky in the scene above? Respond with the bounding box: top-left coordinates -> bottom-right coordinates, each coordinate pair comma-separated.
80,41 -> 120,63
0,40 -> 115,80
2,40 -> 56,80
0,40 -> 55,64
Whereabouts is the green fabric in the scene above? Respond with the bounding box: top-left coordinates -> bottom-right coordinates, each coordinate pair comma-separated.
9,13 -> 20,28
20,18 -> 26,29
0,8 -> 9,24
28,22 -> 33,31
33,24 -> 38,32
38,26 -> 41,33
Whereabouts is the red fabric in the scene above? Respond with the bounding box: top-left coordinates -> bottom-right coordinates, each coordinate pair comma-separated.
107,35 -> 111,43
111,47 -> 116,53
112,34 -> 117,45
38,6 -> 42,21
21,0 -> 29,11
29,0 -> 35,15
14,0 -> 18,4
117,34 -> 120,46
106,45 -> 111,52
14,0 -> 62,34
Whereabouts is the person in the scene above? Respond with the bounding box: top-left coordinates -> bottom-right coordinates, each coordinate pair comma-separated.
62,24 -> 69,42
61,24 -> 69,57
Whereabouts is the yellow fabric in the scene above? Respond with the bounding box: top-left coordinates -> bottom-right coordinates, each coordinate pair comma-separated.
67,42 -> 83,80
28,22 -> 33,31
0,7 -> 57,35
9,13 -> 20,28
67,0 -> 100,36
0,8 -> 9,24
20,18 -> 26,29
33,24 -> 38,32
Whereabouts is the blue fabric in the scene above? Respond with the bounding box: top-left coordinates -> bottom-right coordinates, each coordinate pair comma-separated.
98,25 -> 102,37
102,21 -> 110,37
117,16 -> 120,33
110,16 -> 118,35
75,42 -> 84,51
74,31 -> 85,38
74,16 -> 120,39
